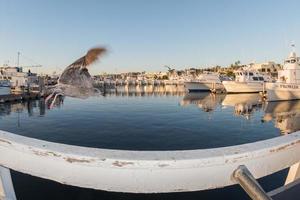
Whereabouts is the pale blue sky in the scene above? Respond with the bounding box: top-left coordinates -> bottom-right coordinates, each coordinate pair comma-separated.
1,0 -> 300,74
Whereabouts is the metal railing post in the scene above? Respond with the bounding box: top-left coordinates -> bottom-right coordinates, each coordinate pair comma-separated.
285,161 -> 300,185
0,166 -> 17,200
233,165 -> 272,200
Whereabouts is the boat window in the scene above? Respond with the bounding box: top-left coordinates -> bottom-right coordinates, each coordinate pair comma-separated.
249,72 -> 254,76
291,59 -> 296,63
258,77 -> 264,81
267,68 -> 271,72
253,77 -> 258,81
262,68 -> 266,72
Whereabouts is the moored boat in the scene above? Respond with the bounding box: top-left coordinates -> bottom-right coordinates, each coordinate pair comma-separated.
223,70 -> 266,93
265,49 -> 300,101
184,72 -> 224,92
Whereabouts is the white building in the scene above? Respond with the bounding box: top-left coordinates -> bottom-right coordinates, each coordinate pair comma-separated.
248,61 -> 282,77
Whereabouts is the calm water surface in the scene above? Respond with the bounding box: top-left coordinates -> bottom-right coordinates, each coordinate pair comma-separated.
0,85 -> 298,199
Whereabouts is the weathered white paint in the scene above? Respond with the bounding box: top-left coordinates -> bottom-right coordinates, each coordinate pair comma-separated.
285,162 -> 300,185
222,81 -> 264,93
0,130 -> 300,193
0,173 -> 4,199
0,166 -> 16,200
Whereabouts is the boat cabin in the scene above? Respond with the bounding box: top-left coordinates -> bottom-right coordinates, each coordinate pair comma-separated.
234,71 -> 265,82
278,51 -> 300,84
196,72 -> 221,83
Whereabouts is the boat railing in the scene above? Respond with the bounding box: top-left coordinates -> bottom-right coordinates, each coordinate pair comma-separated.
1,130 -> 300,200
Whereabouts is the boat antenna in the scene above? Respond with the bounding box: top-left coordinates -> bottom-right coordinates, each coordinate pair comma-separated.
291,44 -> 296,52
17,52 -> 20,67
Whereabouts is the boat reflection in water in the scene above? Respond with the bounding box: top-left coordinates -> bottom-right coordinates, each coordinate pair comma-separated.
0,100 -> 46,118
222,93 -> 264,119
0,85 -> 186,119
103,85 -> 186,97
263,100 -> 300,134
180,92 -> 225,112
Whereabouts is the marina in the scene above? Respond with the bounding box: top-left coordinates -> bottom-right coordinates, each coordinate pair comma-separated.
0,86 -> 298,200
2,1 -> 300,199
0,48 -> 300,200
0,49 -> 300,199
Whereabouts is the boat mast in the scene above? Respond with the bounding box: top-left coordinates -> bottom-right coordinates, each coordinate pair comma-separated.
17,52 -> 20,68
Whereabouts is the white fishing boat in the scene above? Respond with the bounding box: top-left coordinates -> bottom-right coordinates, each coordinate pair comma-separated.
184,72 -> 224,92
222,70 -> 266,93
265,48 -> 300,101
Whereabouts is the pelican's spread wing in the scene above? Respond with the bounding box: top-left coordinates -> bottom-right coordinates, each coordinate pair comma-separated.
58,47 -> 106,88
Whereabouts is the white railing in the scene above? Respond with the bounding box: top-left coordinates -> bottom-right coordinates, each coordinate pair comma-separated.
0,130 -> 300,199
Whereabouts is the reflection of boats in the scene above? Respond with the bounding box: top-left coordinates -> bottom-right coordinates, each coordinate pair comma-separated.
222,93 -> 263,119
223,70 -> 266,93
104,85 -> 186,97
0,99 -> 46,118
180,92 -> 225,112
263,100 -> 300,134
184,72 -> 224,92
265,49 -> 300,101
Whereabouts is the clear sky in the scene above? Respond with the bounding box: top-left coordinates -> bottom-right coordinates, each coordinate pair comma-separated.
1,0 -> 300,75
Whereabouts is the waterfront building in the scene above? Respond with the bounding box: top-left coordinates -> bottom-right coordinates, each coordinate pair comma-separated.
248,61 -> 282,78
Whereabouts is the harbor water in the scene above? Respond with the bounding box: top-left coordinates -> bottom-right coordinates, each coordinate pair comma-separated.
0,85 -> 295,199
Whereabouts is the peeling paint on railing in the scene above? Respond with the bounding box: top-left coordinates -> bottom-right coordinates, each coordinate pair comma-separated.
0,130 -> 300,193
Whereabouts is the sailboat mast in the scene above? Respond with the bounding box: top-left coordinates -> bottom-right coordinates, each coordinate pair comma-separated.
17,52 -> 20,67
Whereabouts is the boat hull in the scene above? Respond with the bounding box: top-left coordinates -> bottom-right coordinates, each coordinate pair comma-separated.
184,82 -> 224,92
265,82 -> 300,101
222,81 -> 264,93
